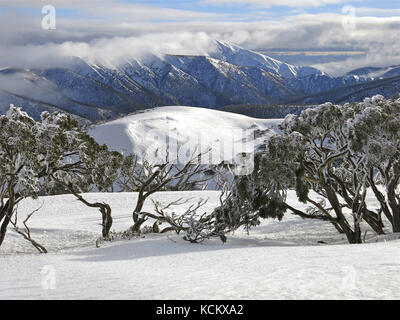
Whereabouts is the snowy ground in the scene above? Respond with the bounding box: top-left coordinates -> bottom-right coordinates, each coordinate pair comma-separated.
1,191 -> 400,300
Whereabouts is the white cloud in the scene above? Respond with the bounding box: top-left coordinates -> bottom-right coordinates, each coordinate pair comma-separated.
0,31 -> 217,68
202,0 -> 364,8
313,44 -> 400,76
1,0 -> 223,22
0,1 -> 399,75
355,7 -> 400,17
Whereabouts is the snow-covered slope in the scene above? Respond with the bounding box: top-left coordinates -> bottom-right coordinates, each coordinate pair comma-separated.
90,106 -> 280,163
1,191 -> 400,299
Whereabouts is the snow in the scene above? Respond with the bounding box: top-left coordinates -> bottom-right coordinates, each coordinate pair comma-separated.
2,43 -> 393,122
1,190 -> 400,300
90,106 -> 280,163
210,40 -> 323,79
2,103 -> 399,300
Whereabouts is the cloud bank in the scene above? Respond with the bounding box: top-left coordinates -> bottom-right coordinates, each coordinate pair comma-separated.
0,1 -> 399,76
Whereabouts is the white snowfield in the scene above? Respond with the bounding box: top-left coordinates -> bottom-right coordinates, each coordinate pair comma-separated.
1,191 -> 400,300
90,106 -> 280,163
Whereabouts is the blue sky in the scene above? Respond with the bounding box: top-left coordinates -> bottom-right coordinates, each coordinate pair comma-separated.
121,0 -> 399,14
49,0 -> 399,21
3,1 -> 400,22
6,0 -> 394,22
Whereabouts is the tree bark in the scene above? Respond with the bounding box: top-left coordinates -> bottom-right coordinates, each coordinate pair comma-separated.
0,201 -> 14,248
324,183 -> 362,244
361,208 -> 385,235
387,180 -> 400,233
0,200 -> 10,225
0,184 -> 16,248
99,203 -> 113,239
67,185 -> 113,239
368,169 -> 393,226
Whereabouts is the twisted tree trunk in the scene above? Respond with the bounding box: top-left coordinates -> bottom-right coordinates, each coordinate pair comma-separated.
67,185 -> 113,239
0,205 -> 13,247
0,186 -> 17,248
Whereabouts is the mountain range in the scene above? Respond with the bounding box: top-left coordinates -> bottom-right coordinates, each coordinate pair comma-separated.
0,40 -> 399,122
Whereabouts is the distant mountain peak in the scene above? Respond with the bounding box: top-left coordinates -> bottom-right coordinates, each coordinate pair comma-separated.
209,39 -> 324,79
0,40 -> 399,122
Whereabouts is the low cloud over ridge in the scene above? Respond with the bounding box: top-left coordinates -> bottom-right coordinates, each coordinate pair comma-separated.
0,1 -> 399,75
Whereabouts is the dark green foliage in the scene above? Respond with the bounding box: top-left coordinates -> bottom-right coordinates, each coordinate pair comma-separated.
295,166 -> 309,203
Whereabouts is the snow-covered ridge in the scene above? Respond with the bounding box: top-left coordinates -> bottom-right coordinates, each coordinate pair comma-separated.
0,40 -> 398,121
209,40 -> 324,79
90,106 -> 281,163
346,64 -> 400,80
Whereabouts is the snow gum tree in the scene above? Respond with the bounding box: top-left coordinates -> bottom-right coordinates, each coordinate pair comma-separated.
0,106 -> 122,248
0,107 -> 41,247
0,106 -> 91,247
222,96 -> 399,244
42,116 -> 123,240
215,114 -> 368,244
272,104 -> 379,243
49,142 -> 123,239
347,95 -> 400,232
